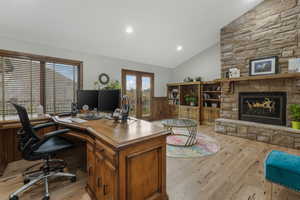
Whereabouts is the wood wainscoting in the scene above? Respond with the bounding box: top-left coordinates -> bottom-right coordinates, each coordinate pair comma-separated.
0,118 -> 53,176
151,97 -> 170,121
0,127 -> 22,176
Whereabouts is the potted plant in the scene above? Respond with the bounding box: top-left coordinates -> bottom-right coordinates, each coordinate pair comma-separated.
189,96 -> 197,106
185,95 -> 197,106
183,77 -> 194,82
289,104 -> 300,130
103,80 -> 121,90
184,95 -> 191,105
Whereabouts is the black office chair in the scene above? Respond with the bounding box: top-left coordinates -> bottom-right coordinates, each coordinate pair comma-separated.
9,103 -> 76,200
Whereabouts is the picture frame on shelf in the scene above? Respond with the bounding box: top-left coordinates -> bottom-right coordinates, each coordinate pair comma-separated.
249,56 -> 278,76
288,58 -> 300,72
229,68 -> 240,78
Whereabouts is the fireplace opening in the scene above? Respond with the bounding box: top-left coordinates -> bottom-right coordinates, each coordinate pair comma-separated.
239,92 -> 287,126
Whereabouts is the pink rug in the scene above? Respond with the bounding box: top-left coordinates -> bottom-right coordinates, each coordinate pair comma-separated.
167,131 -> 220,158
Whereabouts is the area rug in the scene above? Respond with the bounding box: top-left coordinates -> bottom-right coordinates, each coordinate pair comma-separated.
166,129 -> 220,158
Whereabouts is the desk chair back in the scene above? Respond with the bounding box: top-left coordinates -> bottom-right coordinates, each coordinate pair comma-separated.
11,103 -> 40,160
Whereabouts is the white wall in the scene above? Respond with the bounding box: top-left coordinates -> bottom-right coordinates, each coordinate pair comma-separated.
0,37 -> 172,97
172,43 -> 221,82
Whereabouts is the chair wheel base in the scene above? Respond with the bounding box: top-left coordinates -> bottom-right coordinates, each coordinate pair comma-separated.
9,196 -> 19,200
70,176 -> 77,183
42,196 -> 50,200
24,178 -> 30,184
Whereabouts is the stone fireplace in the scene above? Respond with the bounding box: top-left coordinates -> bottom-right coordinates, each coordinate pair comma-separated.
220,79 -> 299,126
215,79 -> 300,149
239,92 -> 287,126
215,0 -> 300,149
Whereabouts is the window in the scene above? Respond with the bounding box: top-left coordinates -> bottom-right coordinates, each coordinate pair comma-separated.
0,57 -> 41,118
45,63 -> 79,114
0,50 -> 82,120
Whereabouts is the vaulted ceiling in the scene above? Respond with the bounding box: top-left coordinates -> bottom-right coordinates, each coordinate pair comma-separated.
0,0 -> 263,68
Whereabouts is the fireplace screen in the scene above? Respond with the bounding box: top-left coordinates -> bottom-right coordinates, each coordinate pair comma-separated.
239,92 -> 287,126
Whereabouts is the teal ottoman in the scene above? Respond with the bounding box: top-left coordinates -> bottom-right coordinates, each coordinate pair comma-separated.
265,150 -> 300,192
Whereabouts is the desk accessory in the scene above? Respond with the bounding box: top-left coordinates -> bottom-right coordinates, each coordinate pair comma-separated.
112,95 -> 130,122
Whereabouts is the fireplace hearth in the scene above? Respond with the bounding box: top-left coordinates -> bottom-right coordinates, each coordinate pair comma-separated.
239,92 -> 287,126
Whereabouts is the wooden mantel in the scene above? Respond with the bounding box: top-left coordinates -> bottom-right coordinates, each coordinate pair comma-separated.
220,72 -> 300,94
220,72 -> 300,83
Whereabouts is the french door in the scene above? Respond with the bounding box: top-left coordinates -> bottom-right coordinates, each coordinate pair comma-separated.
122,69 -> 154,120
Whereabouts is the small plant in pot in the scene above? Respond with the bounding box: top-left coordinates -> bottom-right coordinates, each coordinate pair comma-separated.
184,95 -> 197,106
184,95 -> 191,105
189,96 -> 197,106
289,104 -> 300,130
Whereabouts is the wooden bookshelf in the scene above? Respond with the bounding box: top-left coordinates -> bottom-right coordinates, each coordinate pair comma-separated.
167,81 -> 201,86
203,91 -> 221,93
166,80 -> 221,125
201,81 -> 221,125
205,99 -> 221,102
167,82 -> 200,121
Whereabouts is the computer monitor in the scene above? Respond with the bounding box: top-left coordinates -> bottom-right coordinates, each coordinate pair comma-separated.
98,90 -> 120,112
77,90 -> 99,110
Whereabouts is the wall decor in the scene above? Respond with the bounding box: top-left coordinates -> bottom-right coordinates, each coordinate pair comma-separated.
99,73 -> 110,85
183,77 -> 194,82
249,56 -> 278,76
229,68 -> 240,78
103,80 -> 121,90
289,58 -> 300,73
195,76 -> 202,81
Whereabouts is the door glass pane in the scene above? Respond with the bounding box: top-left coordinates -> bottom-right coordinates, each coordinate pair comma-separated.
126,75 -> 137,117
141,76 -> 151,117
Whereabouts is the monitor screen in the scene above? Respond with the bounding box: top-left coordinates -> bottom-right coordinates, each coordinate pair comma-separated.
98,90 -> 120,112
77,90 -> 99,110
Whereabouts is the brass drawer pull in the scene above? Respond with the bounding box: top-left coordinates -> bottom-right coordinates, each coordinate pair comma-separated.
103,184 -> 108,195
88,166 -> 92,176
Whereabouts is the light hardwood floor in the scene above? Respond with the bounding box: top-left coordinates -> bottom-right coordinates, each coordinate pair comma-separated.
1,125 -> 300,200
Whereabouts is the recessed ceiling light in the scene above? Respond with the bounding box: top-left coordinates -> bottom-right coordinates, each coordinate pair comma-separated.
176,45 -> 183,51
125,26 -> 134,34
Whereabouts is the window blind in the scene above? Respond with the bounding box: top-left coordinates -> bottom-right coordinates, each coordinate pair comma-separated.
0,55 -> 80,119
0,57 -> 40,119
45,63 -> 78,114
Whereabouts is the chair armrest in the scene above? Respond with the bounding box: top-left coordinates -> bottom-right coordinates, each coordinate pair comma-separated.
33,122 -> 57,131
43,129 -> 70,139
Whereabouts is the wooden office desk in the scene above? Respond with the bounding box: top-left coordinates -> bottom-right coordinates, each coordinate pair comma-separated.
54,118 -> 170,200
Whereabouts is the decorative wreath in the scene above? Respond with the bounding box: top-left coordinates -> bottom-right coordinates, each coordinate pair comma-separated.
98,73 -> 110,85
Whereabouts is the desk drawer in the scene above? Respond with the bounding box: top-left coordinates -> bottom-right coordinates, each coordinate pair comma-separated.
95,139 -> 117,167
